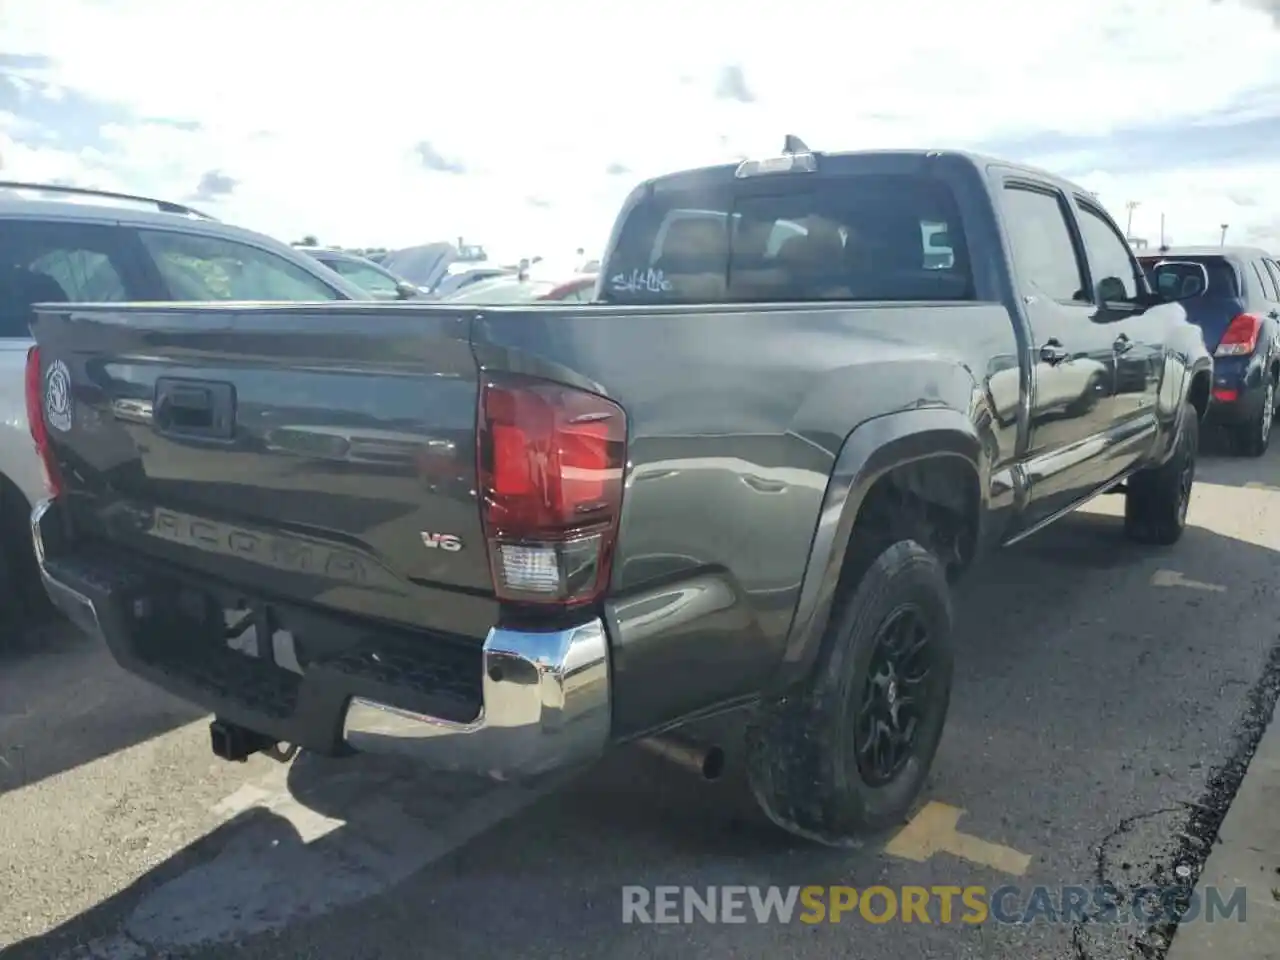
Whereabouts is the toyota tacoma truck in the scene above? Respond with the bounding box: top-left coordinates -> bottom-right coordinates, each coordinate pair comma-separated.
26,144 -> 1212,845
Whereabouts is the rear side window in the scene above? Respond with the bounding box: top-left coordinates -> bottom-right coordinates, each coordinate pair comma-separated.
600,174 -> 974,304
137,230 -> 344,302
1254,260 -> 1280,301
0,219 -> 140,338
1264,259 -> 1280,299
1139,256 -> 1239,299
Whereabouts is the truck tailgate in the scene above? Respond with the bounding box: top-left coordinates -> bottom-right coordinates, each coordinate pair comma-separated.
31,303 -> 494,639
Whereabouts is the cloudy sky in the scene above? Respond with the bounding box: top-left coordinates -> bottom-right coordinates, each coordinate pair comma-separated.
4,0 -> 1280,260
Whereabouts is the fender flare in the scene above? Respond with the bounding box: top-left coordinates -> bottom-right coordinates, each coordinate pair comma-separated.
773,407 -> 985,690
1156,357 -> 1213,466
1182,356 -> 1213,413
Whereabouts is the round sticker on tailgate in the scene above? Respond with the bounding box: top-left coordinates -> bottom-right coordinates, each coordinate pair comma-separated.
45,359 -> 72,432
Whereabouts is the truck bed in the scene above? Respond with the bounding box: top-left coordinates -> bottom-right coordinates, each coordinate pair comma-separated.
31,297 -> 1020,743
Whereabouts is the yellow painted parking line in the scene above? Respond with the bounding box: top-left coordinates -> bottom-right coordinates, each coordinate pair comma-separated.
884,801 -> 1032,876
1150,569 -> 1227,592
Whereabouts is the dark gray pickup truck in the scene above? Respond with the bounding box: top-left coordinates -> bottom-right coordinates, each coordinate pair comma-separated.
26,144 -> 1212,845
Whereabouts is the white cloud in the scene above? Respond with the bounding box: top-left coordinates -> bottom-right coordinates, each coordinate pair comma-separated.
3,0 -> 1280,254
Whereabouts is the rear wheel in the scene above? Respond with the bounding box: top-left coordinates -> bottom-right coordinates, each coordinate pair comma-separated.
1124,401 -> 1198,546
745,540 -> 953,846
1234,375 -> 1274,458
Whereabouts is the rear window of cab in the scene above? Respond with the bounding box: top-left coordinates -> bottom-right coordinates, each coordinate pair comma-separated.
1138,255 -> 1240,299
599,173 -> 973,305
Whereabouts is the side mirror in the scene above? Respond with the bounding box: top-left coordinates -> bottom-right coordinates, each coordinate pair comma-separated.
395,281 -> 419,300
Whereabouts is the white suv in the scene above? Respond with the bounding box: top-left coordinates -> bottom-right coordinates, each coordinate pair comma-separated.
0,182 -> 368,631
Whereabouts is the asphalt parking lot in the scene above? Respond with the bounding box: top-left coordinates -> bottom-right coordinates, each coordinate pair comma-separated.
2,438 -> 1278,960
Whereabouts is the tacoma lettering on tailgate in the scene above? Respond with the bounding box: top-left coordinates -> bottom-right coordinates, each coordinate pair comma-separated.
149,508 -> 369,584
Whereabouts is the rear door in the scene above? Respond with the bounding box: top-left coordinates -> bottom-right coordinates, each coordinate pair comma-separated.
1069,195 -> 1163,435
998,181 -> 1120,524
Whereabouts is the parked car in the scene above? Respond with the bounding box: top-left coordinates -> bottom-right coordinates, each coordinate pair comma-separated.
1138,246 -> 1280,456
442,272 -> 598,304
0,180 -> 367,630
427,261 -> 514,299
379,242 -> 457,292
28,144 -> 1211,846
296,247 -> 425,300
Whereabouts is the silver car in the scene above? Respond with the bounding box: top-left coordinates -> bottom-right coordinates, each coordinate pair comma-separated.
0,181 -> 368,630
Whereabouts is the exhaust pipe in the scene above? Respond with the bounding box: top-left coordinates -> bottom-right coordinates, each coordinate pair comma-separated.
637,732 -> 726,781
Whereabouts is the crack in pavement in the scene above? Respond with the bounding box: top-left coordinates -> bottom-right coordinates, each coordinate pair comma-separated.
1072,639 -> 1280,960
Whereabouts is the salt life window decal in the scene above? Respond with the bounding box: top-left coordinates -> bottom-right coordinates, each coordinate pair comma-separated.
610,268 -> 673,294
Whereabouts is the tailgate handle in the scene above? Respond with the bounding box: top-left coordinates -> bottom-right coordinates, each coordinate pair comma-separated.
154,378 -> 236,440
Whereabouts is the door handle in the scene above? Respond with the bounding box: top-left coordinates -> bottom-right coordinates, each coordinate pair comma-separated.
153,377 -> 236,440
1039,340 -> 1070,365
1113,333 -> 1133,354
1268,310 -> 1278,320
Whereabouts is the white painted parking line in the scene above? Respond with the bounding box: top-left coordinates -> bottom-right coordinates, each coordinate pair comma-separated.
1150,569 -> 1227,592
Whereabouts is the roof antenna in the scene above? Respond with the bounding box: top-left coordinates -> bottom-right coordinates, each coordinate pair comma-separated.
782,134 -> 810,155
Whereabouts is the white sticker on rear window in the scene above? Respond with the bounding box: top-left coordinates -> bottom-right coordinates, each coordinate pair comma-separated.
610,268 -> 673,294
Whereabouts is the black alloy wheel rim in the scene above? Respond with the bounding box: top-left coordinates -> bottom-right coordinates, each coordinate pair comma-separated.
1177,430 -> 1195,524
854,605 -> 933,786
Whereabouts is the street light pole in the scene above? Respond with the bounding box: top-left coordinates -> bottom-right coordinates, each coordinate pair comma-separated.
1125,200 -> 1140,237
1220,224 -> 1229,247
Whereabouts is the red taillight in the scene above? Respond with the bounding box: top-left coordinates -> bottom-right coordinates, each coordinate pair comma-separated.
24,345 -> 64,497
477,372 -> 626,606
1213,387 -> 1239,403
1215,313 -> 1261,357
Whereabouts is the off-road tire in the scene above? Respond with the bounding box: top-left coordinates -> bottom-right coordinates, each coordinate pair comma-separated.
1124,401 -> 1199,546
1233,374 -> 1274,458
745,540 -> 954,846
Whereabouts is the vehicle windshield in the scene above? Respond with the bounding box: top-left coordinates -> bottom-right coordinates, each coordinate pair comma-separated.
321,257 -> 401,297
599,172 -> 972,304
1139,256 -> 1239,299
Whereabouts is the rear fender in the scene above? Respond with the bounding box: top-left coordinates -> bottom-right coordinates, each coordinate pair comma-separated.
1154,356 -> 1213,467
773,407 -> 984,690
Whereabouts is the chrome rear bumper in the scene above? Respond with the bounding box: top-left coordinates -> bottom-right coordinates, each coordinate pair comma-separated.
33,496 -> 613,780
342,620 -> 611,778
